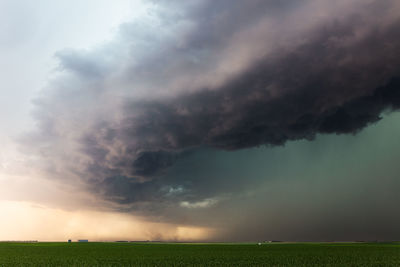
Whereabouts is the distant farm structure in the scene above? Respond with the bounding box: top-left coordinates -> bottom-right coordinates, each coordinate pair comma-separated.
78,240 -> 89,242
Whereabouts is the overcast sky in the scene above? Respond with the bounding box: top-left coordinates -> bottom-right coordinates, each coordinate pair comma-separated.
1,0 -> 400,242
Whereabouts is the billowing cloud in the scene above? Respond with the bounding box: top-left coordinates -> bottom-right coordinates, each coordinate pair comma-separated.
21,0 -> 400,239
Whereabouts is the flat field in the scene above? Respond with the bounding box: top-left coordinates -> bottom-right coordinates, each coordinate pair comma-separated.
0,242 -> 399,266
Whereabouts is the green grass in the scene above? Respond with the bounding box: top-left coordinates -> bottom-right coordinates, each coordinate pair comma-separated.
0,242 -> 399,266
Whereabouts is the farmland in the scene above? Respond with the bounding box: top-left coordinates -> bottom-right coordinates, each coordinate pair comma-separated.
0,242 -> 399,266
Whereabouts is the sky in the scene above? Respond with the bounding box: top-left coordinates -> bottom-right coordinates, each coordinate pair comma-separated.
1,0 -> 400,242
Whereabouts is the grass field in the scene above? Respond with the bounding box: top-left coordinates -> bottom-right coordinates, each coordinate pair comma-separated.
0,242 -> 399,266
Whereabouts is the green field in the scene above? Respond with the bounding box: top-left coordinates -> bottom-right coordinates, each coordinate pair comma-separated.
0,242 -> 399,266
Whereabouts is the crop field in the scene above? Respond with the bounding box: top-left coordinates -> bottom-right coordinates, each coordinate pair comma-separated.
0,242 -> 399,266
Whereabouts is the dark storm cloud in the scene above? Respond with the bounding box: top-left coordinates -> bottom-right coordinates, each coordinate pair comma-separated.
25,0 -> 400,224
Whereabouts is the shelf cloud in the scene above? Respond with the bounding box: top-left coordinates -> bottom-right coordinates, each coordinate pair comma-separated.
20,0 -> 400,240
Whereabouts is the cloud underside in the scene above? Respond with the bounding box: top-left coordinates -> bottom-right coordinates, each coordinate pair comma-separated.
23,0 -> 400,238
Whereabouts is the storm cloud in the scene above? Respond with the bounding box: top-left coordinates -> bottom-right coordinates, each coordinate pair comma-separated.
22,0 -> 400,239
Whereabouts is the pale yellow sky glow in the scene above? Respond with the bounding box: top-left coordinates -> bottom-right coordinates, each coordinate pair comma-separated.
0,200 -> 214,242
0,171 -> 214,242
